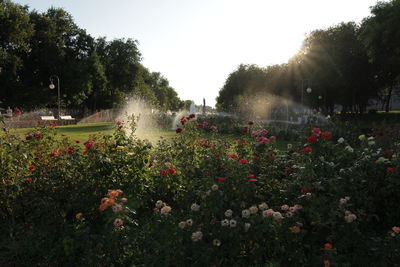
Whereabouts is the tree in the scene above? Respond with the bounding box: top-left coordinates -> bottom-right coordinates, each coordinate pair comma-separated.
0,0 -> 33,105
360,0 -> 400,112
296,22 -> 375,113
0,1 -> 182,112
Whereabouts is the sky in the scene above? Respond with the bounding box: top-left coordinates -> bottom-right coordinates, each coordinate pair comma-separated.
14,0 -> 381,107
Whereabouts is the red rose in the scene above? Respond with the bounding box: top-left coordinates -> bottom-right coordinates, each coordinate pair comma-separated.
300,147 -> 311,153
301,186 -> 310,193
204,171 -> 210,175
249,178 -> 257,182
168,168 -> 177,175
176,128 -> 183,134
242,126 -> 249,133
116,121 -> 123,125
217,177 -> 225,182
180,117 -> 186,125
210,125 -> 218,131
160,170 -> 168,176
237,139 -> 246,145
307,136 -> 317,144
67,147 -> 74,154
252,156 -> 258,161
248,121 -> 254,125
25,177 -> 32,183
229,154 -> 238,159
28,165 -> 36,171
383,152 -> 391,158
52,151 -> 59,156
247,174 -> 255,178
312,128 -> 321,136
189,114 -> 196,119
75,140 -> 80,143
239,158 -> 248,164
321,132 -> 332,140
84,141 -> 93,149
387,167 -> 395,173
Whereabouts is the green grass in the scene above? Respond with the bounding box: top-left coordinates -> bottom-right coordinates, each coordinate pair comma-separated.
4,122 -> 291,150
7,122 -> 114,141
5,122 -> 176,143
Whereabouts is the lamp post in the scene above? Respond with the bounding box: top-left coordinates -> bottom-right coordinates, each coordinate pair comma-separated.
301,79 -> 312,107
49,75 -> 61,119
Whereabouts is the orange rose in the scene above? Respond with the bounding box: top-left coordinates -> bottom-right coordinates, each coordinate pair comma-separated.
324,243 -> 333,250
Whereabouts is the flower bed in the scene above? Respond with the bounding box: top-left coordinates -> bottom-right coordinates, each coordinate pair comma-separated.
0,116 -> 399,266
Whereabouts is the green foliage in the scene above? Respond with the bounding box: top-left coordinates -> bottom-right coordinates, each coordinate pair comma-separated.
0,120 -> 152,265
1,115 -> 400,265
0,1 -> 183,112
217,0 -> 400,114
359,0 -> 400,111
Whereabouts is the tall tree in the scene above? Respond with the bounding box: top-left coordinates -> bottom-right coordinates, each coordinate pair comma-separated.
360,0 -> 400,111
296,22 -> 375,113
0,0 -> 33,105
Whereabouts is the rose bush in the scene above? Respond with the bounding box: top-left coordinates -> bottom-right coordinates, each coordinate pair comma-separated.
1,115 -> 399,266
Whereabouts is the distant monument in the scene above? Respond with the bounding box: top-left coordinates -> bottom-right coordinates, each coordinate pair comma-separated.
203,98 -> 206,114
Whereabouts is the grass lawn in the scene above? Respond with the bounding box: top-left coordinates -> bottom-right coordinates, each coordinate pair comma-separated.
3,122 -> 291,150
5,122 -> 176,143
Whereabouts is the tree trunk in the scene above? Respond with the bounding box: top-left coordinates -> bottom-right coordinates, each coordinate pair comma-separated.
385,86 -> 393,112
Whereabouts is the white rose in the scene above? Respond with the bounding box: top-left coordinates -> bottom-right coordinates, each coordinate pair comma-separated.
263,209 -> 274,217
249,205 -> 258,214
211,184 -> 219,191
258,202 -> 269,210
155,200 -> 164,208
160,205 -> 171,215
242,209 -> 250,218
368,141 -> 375,146
345,146 -> 354,153
224,209 -> 233,218
178,221 -> 187,229
273,212 -> 283,221
213,239 -> 221,246
221,219 -> 229,227
191,203 -> 200,212
191,231 -> 203,242
344,214 -> 357,223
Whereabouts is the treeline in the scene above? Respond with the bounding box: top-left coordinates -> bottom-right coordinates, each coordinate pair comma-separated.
217,0 -> 400,114
0,0 -> 183,112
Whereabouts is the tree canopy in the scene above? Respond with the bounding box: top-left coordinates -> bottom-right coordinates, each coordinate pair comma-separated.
217,0 -> 400,114
0,0 -> 183,112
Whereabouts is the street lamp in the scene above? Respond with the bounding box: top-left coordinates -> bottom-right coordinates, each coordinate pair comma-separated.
49,75 -> 61,119
301,79 -> 312,107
